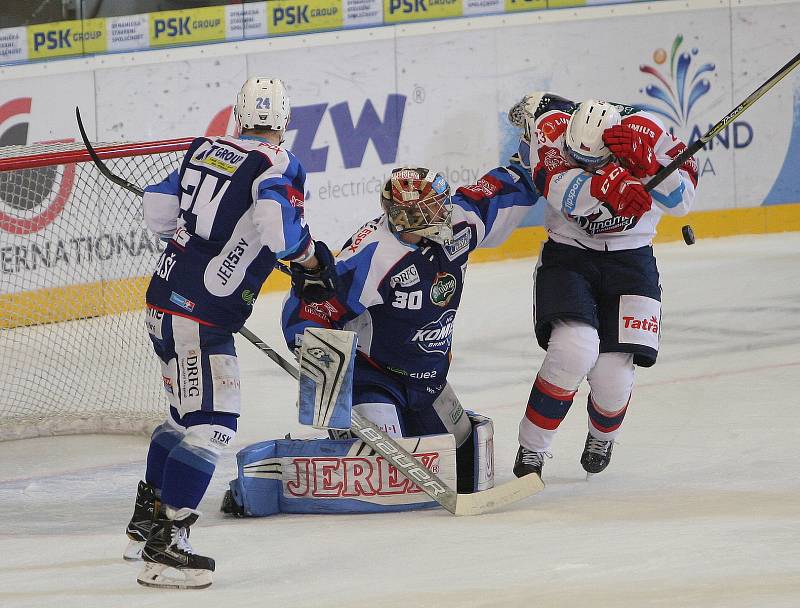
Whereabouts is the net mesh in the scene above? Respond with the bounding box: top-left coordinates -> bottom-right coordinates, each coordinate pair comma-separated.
0,141 -> 189,440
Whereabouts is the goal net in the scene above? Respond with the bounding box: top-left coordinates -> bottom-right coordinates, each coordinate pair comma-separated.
0,138 -> 192,440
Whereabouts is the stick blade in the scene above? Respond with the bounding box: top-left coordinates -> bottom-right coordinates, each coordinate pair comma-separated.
454,474 -> 544,516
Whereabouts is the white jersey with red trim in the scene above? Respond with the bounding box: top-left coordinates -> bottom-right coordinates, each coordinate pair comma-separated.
524,93 -> 698,251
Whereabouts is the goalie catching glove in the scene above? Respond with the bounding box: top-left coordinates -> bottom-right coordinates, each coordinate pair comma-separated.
290,240 -> 338,303
602,124 -> 661,178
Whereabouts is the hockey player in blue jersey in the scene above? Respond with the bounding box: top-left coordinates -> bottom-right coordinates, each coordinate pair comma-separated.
282,159 -> 540,493
124,77 -> 336,590
507,93 -> 697,480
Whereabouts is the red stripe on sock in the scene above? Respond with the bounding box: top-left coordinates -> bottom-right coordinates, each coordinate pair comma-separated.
534,375 -> 577,400
525,406 -> 563,430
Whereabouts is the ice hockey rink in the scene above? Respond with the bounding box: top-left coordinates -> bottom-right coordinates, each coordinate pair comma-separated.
1,231 -> 798,608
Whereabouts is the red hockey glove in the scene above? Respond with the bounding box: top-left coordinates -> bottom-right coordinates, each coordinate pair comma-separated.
602,125 -> 660,178
590,163 -> 652,219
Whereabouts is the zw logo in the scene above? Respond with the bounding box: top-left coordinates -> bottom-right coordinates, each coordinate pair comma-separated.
307,347 -> 334,368
205,96 -> 406,173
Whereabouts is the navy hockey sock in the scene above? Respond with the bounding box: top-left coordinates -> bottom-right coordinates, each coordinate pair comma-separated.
145,420 -> 184,490
524,375 -> 576,431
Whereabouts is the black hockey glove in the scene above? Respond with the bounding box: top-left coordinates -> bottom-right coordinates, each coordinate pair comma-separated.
290,240 -> 338,303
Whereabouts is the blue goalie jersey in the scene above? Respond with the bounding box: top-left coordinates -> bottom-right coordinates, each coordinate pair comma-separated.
282,162 -> 540,384
142,136 -> 313,331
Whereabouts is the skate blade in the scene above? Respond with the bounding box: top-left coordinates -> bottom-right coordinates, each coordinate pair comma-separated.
137,562 -> 213,590
123,540 -> 145,561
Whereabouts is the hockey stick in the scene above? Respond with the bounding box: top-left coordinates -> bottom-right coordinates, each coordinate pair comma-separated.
75,107 -> 145,197
645,50 -> 800,192
237,326 -> 544,516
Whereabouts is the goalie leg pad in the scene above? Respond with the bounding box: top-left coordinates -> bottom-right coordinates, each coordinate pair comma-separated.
225,433 -> 457,516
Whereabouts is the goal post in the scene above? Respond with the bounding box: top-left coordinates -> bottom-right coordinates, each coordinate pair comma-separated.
0,138 -> 191,440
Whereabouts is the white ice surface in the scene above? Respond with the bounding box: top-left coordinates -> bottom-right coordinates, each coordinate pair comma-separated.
1,232 -> 799,607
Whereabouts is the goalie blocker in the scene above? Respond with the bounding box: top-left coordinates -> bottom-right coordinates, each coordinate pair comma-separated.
222,412 -> 494,516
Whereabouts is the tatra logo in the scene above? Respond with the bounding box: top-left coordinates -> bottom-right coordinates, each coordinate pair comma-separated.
430,272 -> 457,307
623,315 -> 659,333
284,453 -> 441,498
0,98 -> 75,235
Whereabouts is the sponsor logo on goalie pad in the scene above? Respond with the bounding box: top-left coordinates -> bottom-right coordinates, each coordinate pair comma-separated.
236,434 -> 457,514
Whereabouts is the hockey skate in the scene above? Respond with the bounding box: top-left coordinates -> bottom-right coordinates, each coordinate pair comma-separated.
580,433 -> 614,476
124,480 -> 158,561
137,508 -> 215,590
513,446 -> 549,479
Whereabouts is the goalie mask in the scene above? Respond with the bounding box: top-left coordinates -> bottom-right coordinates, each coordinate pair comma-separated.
381,167 -> 453,244
235,77 -> 291,133
564,99 -> 621,170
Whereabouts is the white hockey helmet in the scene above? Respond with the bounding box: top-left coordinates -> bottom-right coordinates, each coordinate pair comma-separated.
564,99 -> 621,169
381,167 -> 453,244
235,77 -> 291,132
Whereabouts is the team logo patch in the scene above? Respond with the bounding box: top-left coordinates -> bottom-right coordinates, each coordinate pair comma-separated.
443,226 -> 470,261
412,309 -> 456,354
390,264 -> 420,288
162,376 -> 174,394
242,289 -> 255,305
430,272 -> 457,307
169,291 -> 195,312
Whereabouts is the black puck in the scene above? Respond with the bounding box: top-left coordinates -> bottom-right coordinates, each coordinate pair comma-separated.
682,224 -> 696,245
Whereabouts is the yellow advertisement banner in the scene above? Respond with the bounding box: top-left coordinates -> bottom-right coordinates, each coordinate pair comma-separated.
149,7 -> 227,47
267,0 -> 344,35
383,0 -> 462,24
27,18 -> 107,60
504,0 -> 546,12
546,0 -> 587,7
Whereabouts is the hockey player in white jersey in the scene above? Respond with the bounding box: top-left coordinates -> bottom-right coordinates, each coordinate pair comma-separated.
508,93 -> 698,479
124,77 -> 336,589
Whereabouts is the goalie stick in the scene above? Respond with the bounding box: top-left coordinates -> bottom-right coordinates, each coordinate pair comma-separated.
237,326 -> 544,516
